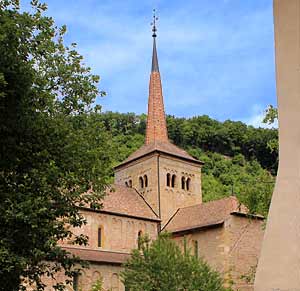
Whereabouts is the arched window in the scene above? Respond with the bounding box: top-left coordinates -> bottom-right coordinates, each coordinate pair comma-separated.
92,271 -> 102,285
111,273 -> 119,291
73,273 -> 79,291
181,176 -> 186,190
139,177 -> 144,188
144,175 -> 148,187
98,226 -> 103,248
137,230 -> 143,249
171,174 -> 176,188
129,180 -> 132,188
78,270 -> 87,288
193,240 -> 198,258
186,178 -> 191,191
166,173 -> 171,187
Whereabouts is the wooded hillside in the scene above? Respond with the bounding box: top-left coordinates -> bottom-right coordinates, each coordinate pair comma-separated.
97,112 -> 278,217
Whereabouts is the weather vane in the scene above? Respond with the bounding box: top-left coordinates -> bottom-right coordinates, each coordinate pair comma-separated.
151,9 -> 158,37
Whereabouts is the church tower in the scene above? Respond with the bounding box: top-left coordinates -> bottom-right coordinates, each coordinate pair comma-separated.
114,14 -> 203,226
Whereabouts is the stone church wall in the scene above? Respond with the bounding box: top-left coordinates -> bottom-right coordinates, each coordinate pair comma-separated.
76,263 -> 125,291
172,226 -> 226,272
41,263 -> 125,291
172,216 -> 264,291
41,210 -> 158,291
64,209 -> 158,252
225,215 -> 264,291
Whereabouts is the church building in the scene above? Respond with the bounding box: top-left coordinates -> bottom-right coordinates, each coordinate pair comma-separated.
45,19 -> 265,291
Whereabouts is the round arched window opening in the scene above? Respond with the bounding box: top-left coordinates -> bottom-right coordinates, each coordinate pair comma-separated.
166,173 -> 171,187
186,178 -> 191,191
98,226 -> 103,248
181,176 -> 186,190
139,177 -> 144,188
171,175 -> 176,188
144,175 -> 148,187
137,230 -> 143,249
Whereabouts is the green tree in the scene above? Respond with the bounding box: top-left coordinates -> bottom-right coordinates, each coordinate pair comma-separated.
121,234 -> 230,291
0,1 -> 112,290
263,105 -> 278,125
101,111 -> 278,174
263,105 -> 279,157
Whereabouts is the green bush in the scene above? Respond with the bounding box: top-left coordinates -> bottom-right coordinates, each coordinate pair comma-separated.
121,233 -> 231,291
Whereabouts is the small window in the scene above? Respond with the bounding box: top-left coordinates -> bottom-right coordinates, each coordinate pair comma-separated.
137,230 -> 143,249
144,175 -> 148,187
139,177 -> 144,188
98,227 -> 103,248
171,174 -> 176,188
125,181 -> 129,187
193,240 -> 198,258
183,236 -> 187,255
181,176 -> 186,190
166,173 -> 171,187
186,178 -> 191,191
129,180 -> 132,188
73,273 -> 79,291
111,273 -> 119,291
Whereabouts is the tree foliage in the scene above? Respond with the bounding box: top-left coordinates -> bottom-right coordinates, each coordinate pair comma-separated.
121,234 -> 230,291
263,105 -> 279,154
0,1 -> 112,290
190,150 -> 274,216
98,112 -> 277,216
98,112 -> 278,174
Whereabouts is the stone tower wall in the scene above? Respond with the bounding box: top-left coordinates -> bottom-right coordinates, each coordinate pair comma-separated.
114,154 -> 160,216
158,155 -> 202,225
115,153 -> 202,226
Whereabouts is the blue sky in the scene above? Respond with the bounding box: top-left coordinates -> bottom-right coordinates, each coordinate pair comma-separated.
42,0 -> 276,127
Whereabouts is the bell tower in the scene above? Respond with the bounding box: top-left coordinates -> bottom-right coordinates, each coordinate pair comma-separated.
114,11 -> 203,226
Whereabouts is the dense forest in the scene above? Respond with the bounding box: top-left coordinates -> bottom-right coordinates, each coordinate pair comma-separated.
94,111 -> 278,217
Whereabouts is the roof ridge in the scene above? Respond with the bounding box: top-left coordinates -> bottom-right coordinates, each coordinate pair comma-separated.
178,196 -> 237,211
161,207 -> 181,231
170,220 -> 225,234
132,187 -> 160,220
100,184 -> 160,221
115,140 -> 204,169
62,246 -> 130,255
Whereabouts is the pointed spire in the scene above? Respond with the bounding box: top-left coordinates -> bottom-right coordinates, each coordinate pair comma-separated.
145,10 -> 168,145
152,38 -> 159,72
151,10 -> 159,72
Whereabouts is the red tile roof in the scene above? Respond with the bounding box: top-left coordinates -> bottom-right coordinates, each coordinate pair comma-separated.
63,247 -> 130,265
99,184 -> 160,221
145,71 -> 169,144
164,196 -> 248,233
115,141 -> 203,169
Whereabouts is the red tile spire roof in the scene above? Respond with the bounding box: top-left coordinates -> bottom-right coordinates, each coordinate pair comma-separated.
145,14 -> 168,144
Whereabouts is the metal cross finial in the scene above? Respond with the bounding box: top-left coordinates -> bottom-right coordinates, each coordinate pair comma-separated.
151,9 -> 158,37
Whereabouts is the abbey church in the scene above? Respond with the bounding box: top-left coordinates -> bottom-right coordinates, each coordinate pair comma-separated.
44,23 -> 265,291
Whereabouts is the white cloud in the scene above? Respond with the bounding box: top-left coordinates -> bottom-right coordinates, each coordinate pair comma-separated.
241,104 -> 278,128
